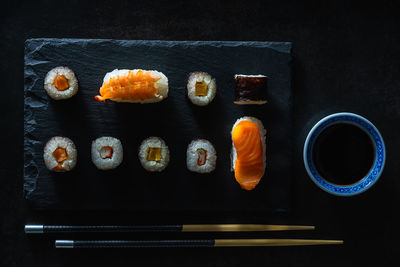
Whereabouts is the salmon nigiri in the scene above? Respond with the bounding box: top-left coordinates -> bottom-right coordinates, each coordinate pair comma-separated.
231,116 -> 266,190
95,69 -> 168,103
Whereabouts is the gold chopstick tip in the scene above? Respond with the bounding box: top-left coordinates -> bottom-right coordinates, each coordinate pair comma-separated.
182,224 -> 315,232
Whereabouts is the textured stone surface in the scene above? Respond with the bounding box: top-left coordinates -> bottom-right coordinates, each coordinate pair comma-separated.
24,39 -> 292,211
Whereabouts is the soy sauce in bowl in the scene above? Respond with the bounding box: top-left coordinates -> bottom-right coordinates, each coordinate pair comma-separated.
312,123 -> 375,185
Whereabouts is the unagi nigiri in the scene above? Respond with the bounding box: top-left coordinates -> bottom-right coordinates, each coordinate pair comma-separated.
231,116 -> 266,190
95,69 -> 168,103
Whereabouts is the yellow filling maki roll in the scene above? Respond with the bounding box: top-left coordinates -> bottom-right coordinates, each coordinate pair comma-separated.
138,137 -> 170,172
186,72 -> 217,106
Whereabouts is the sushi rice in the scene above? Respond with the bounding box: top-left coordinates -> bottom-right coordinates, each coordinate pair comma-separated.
91,137 -> 123,170
139,137 -> 170,172
186,139 -> 217,173
44,66 -> 78,100
43,136 -> 77,172
186,72 -> 216,106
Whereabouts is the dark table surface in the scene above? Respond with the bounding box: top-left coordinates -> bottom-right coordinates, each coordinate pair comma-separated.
2,0 -> 400,266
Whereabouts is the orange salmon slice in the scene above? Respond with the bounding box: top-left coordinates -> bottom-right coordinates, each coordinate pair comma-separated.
232,120 -> 264,190
52,147 -> 68,171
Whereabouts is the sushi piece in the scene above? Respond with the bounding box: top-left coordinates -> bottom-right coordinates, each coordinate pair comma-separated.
91,137 -> 123,170
186,72 -> 216,106
231,116 -> 266,190
138,137 -> 170,172
186,139 -> 217,173
95,69 -> 168,103
44,66 -> 79,100
43,136 -> 77,172
234,74 -> 267,104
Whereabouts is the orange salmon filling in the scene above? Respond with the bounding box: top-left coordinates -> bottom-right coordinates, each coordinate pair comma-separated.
53,75 -> 69,91
232,120 -> 264,190
52,147 -> 68,171
100,146 -> 113,159
197,148 -> 207,166
95,70 -> 161,102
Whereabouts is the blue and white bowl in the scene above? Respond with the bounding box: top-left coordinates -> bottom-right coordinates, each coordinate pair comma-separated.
303,112 -> 386,196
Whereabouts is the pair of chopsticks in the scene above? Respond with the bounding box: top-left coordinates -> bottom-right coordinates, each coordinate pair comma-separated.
25,224 -> 343,248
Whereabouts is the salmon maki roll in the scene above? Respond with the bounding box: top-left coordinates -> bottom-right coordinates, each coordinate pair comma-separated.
43,136 -> 77,172
186,139 -> 217,173
231,116 -> 266,190
91,137 -> 123,170
44,66 -> 78,100
95,69 -> 168,103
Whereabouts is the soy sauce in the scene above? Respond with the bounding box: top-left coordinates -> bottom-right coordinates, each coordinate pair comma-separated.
312,123 -> 375,185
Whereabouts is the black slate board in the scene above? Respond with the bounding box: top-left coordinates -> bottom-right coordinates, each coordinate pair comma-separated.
24,39 -> 292,212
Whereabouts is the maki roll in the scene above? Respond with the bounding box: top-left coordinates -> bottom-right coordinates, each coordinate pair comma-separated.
186,139 -> 217,173
91,137 -> 123,170
186,72 -> 216,106
138,137 -> 170,172
43,136 -> 77,172
44,66 -> 79,100
234,74 -> 267,104
95,69 -> 168,103
231,116 -> 266,190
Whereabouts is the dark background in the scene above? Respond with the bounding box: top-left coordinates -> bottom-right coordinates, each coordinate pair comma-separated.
1,0 -> 400,266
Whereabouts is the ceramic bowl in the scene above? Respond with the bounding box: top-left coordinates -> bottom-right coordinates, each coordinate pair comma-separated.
303,112 -> 386,196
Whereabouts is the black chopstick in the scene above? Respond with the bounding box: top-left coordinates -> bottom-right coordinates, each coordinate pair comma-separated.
55,239 -> 343,248
25,224 -> 315,234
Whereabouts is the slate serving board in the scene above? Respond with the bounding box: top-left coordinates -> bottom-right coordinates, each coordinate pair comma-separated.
24,39 -> 292,212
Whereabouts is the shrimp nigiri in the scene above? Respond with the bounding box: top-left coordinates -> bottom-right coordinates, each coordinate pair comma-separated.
95,69 -> 168,103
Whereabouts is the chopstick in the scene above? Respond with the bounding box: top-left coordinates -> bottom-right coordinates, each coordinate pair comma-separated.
25,224 -> 315,234
55,239 -> 343,248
